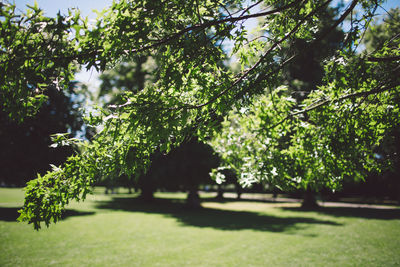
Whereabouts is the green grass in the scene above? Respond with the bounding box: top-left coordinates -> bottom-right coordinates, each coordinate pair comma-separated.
0,188 -> 399,266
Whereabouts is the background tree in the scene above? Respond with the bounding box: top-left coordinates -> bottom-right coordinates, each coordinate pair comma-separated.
94,56 -> 155,194
97,55 -> 156,105
339,7 -> 400,202
363,7 -> 400,53
0,83 -> 84,186
211,167 -> 241,200
164,138 -> 219,207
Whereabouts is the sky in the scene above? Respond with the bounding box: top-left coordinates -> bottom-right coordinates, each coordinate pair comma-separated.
11,0 -> 400,19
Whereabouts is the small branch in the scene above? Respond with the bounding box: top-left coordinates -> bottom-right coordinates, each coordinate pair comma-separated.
291,82 -> 399,116
266,82 -> 399,130
239,0 -> 265,17
367,55 -> 400,62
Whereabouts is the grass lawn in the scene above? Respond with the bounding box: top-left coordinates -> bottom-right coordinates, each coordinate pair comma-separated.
0,187 -> 399,266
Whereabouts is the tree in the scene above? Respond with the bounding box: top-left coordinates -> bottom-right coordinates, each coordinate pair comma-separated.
134,137 -> 218,205
210,167 -> 241,200
97,55 -> 156,105
164,138 -> 219,207
363,7 -> 400,53
1,0 -> 398,229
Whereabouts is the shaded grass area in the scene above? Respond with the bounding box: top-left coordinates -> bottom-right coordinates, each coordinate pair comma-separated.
0,188 -> 399,266
94,196 -> 341,232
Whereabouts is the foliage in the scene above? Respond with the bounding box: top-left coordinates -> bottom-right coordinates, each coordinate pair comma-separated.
279,5 -> 345,101
356,7 -> 400,201
0,0 -> 398,228
211,80 -> 400,192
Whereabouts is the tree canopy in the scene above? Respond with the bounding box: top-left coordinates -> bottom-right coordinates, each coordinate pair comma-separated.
1,0 -> 399,229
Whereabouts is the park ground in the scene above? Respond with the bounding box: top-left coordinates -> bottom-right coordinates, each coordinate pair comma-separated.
0,187 -> 399,266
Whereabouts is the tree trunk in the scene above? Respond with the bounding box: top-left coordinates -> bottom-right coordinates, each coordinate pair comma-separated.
301,186 -> 319,209
186,188 -> 201,208
139,186 -> 154,202
216,184 -> 224,201
235,183 -> 242,200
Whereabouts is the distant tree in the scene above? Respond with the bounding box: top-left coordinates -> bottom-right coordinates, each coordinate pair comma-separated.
211,5 -> 347,207
0,83 -> 83,186
95,56 -> 153,193
280,6 -> 345,101
98,55 -> 155,105
210,4 -> 399,206
98,57 -> 218,202
167,138 -> 219,207
136,138 -> 218,206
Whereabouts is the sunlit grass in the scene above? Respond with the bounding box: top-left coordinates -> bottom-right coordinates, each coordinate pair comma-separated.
0,188 -> 399,266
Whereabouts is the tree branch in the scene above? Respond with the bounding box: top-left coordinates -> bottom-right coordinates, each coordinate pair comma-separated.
367,55 -> 400,62
266,82 -> 399,131
292,82 -> 399,115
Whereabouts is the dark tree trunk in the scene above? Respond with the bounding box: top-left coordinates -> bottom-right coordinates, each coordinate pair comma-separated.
273,191 -> 278,200
216,184 -> 224,201
186,188 -> 201,208
235,183 -> 242,200
301,186 -> 319,209
139,186 -> 154,202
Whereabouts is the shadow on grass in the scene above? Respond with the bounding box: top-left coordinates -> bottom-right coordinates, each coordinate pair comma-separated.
0,207 -> 95,222
202,196 -> 298,204
281,206 -> 400,220
95,197 -> 340,233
